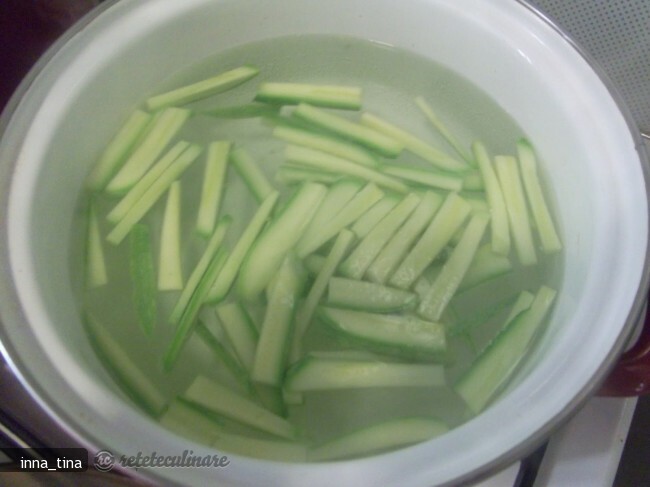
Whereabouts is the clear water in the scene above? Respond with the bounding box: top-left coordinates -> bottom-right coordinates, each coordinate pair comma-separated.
72,34 -> 562,456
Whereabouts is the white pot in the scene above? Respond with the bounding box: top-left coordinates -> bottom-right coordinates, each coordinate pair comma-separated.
0,0 -> 648,485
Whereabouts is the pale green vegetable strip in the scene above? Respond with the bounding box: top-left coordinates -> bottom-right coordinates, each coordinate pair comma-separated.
454,286 -> 556,413
382,164 -> 463,192
418,212 -> 490,321
459,243 -> 512,292
252,255 -> 306,386
255,82 -> 362,110
292,103 -> 404,158
285,144 -> 408,193
297,179 -> 362,251
273,125 -> 378,167
285,356 -> 445,391
275,165 -> 340,185
201,103 -> 280,119
216,302 -> 259,372
350,194 -> 400,239
164,248 -> 229,371
84,313 -> 166,415
415,96 -> 472,163
326,277 -> 417,312
106,144 -> 202,245
160,399 -> 224,445
195,319 -> 254,396
230,147 -> 274,203
309,417 -> 448,461
318,307 -> 447,360
340,193 -> 421,279
303,254 -> 326,275
146,65 -> 260,111
169,216 -> 231,324
253,384 -> 286,417
106,107 -> 191,194
495,155 -> 537,266
517,139 -> 562,253
86,110 -> 153,191
291,229 -> 355,362
86,201 -> 108,288
237,182 -> 327,301
462,170 -> 484,191
212,432 -> 307,462
360,112 -> 467,172
366,191 -> 443,284
462,193 -> 490,214
183,375 -> 297,439
106,141 -> 189,224
196,141 -> 231,237
206,191 -> 279,303
505,290 -> 536,324
296,183 -> 384,258
389,192 -> 471,289
129,223 -> 157,335
158,181 -> 183,291
473,141 -> 510,255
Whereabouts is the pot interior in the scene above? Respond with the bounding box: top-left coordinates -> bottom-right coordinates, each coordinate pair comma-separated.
1,0 -> 647,485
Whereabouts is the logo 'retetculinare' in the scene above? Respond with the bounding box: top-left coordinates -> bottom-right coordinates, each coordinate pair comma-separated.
93,450 -> 115,472
92,449 -> 230,471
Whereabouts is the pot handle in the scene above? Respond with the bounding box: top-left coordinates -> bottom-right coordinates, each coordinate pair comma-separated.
598,302 -> 650,396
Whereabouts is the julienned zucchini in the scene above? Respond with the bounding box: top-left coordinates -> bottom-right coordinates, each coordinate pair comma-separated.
129,223 -> 157,335
308,417 -> 449,461
326,277 -> 417,312
146,65 -> 260,111
295,182 -> 384,258
83,65 -> 563,461
285,354 -> 445,392
183,375 -> 297,439
84,313 -> 166,415
418,212 -> 490,321
292,103 -> 404,158
360,112 -> 467,171
256,82 -> 362,110
230,147 -> 274,203
318,306 -> 447,360
389,192 -> 471,290
365,191 -> 443,285
237,182 -> 326,301
517,139 -> 562,254
159,398 -> 224,445
106,107 -> 191,195
215,302 -> 259,372
158,181 -> 183,291
106,143 -> 202,245
251,254 -> 307,386
291,229 -> 355,362
164,248 -> 229,371
86,201 -> 108,289
273,125 -> 379,167
454,286 -> 557,414
206,191 -> 279,303
339,192 -> 421,280
196,141 -> 231,238
169,216 -> 231,325
86,109 -> 153,191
